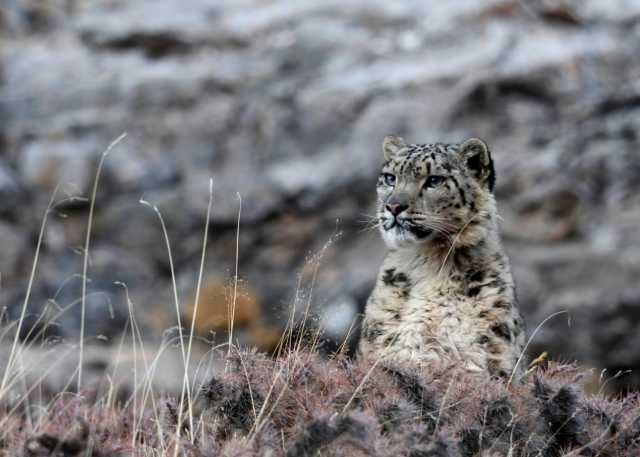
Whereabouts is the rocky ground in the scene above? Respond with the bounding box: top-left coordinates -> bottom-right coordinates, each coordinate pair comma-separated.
1,0 -> 640,389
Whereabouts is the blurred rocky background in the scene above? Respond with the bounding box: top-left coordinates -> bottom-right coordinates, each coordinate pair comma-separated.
1,0 -> 640,390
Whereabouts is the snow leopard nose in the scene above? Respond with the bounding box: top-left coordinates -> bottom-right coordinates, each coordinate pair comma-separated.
386,203 -> 408,216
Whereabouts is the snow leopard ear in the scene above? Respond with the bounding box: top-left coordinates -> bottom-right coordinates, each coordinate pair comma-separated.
382,135 -> 407,161
460,138 -> 496,192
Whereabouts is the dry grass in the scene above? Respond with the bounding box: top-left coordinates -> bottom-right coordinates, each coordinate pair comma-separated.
3,349 -> 640,456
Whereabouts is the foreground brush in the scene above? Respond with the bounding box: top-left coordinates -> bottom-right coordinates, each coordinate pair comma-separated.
4,348 -> 640,456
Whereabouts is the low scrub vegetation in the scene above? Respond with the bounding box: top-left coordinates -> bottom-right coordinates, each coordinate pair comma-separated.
3,347 -> 639,456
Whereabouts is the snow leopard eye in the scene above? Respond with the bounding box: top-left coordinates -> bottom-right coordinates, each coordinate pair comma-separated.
424,175 -> 445,188
382,173 -> 396,186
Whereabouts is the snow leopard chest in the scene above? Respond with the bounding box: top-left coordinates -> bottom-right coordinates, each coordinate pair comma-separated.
374,274 -> 483,345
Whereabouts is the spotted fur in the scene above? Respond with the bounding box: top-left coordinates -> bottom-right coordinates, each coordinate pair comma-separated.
359,136 -> 526,379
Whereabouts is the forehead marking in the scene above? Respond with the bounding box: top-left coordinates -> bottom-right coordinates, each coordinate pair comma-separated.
389,142 -> 461,180
400,158 -> 409,175
404,152 -> 423,176
450,175 -> 467,206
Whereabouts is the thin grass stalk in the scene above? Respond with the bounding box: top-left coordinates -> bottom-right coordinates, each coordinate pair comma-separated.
79,133 -> 127,391
508,310 -> 569,387
227,193 -> 242,363
0,186 -> 60,399
139,199 -> 191,457
180,177 -> 214,441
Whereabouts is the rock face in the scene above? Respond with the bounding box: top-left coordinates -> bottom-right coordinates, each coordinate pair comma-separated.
1,1 -> 640,387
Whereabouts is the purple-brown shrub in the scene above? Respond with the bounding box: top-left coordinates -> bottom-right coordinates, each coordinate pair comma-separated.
2,348 -> 639,456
